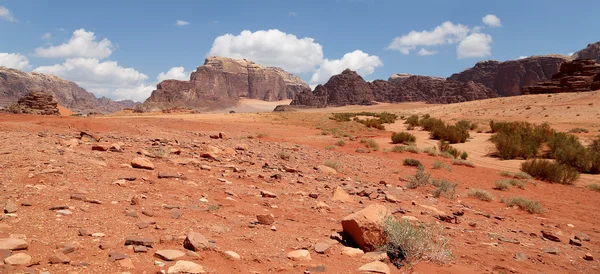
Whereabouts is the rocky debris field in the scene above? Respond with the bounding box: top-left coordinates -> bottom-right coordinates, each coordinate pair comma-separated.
0,114 -> 599,273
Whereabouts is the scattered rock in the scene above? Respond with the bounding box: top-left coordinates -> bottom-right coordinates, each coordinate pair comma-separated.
355,147 -> 370,153
131,158 -> 155,170
48,252 -> 71,264
569,238 -> 582,246
318,165 -> 338,175
542,247 -> 559,255
154,250 -> 185,261
514,252 -> 528,261
575,232 -> 591,242
108,252 -> 129,262
4,200 -> 17,213
260,190 -> 277,198
183,232 -> 213,251
584,253 -> 594,261
167,260 -> 205,274
223,251 -> 241,260
287,249 -> 311,261
118,258 -> 135,269
332,186 -> 353,203
0,238 -> 28,250
541,230 -> 561,242
358,261 -> 390,274
341,247 -> 365,257
341,204 -> 389,251
313,242 -> 330,254
124,237 -> 154,247
256,214 -> 275,225
4,253 -> 32,265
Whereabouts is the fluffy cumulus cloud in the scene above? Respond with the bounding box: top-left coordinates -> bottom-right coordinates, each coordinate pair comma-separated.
310,50 -> 382,84
387,21 -> 470,54
457,33 -> 493,59
175,20 -> 189,26
482,14 -> 502,27
0,6 -> 15,22
209,29 -> 324,74
34,58 -> 151,101
157,66 -> 190,82
0,53 -> 31,70
34,29 -> 114,59
417,48 -> 438,56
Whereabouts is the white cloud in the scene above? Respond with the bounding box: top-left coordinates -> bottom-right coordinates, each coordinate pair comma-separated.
387,21 -> 470,54
0,6 -> 15,22
310,50 -> 382,85
41,32 -> 52,40
157,66 -> 190,82
417,48 -> 438,56
568,52 -> 574,56
518,56 -> 529,59
175,20 -> 190,26
34,29 -> 114,59
0,53 -> 31,70
482,14 -> 502,27
209,29 -> 324,74
289,11 -> 297,16
34,58 -> 151,101
457,33 -> 493,59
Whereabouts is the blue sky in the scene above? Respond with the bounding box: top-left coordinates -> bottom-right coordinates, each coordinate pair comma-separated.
1,0 -> 598,102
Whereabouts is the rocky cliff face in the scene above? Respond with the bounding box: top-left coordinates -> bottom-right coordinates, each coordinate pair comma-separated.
7,91 -> 59,115
573,42 -> 600,63
290,70 -> 496,107
139,57 -> 310,112
0,66 -> 137,113
448,55 -> 571,96
522,59 -> 600,94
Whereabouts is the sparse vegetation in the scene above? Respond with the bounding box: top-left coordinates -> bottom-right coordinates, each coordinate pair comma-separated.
569,127 -> 589,133
335,140 -> 346,146
392,132 -> 416,144
502,196 -> 544,214
452,159 -> 475,168
406,166 -> 431,189
405,145 -> 420,154
494,180 -> 510,190
360,138 -> 380,151
403,158 -> 423,167
489,121 -> 553,160
430,124 -> 470,144
547,132 -> 589,172
494,179 -> 526,190
324,160 -> 342,172
521,159 -> 579,185
256,132 -> 269,138
588,183 -> 600,192
331,112 -> 398,130
432,179 -> 458,199
390,145 -> 406,153
405,115 -> 420,127
278,151 -> 291,160
468,189 -> 494,201
499,171 -> 532,180
423,147 -> 439,156
432,161 -> 452,171
460,152 -> 468,160
383,217 -> 452,268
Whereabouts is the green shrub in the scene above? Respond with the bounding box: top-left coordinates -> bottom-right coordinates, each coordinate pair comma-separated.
383,217 -> 452,267
588,183 -> 600,192
392,132 -> 417,144
406,166 -> 431,189
405,145 -> 420,154
494,180 -> 510,190
495,179 -> 526,190
432,161 -> 452,171
468,189 -> 494,201
405,115 -> 420,127
430,124 -> 469,144
360,138 -> 380,151
460,152 -> 468,160
378,112 -> 398,124
588,137 -> 600,174
569,127 -> 589,133
490,121 -> 554,159
403,158 -> 423,167
456,120 -> 477,131
432,179 -> 458,199
502,196 -> 544,214
335,140 -> 346,146
452,159 -> 475,168
439,152 -> 455,159
423,147 -> 438,156
499,171 -> 532,180
547,132 -> 589,172
521,159 -> 579,185
390,145 -> 406,153
420,117 -> 445,132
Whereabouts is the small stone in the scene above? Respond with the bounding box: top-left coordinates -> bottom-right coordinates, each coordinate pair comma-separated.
355,147 -> 371,153
542,247 -> 559,255
4,200 -> 18,213
332,186 -> 352,203
223,251 -> 241,260
318,165 -> 337,175
541,230 -> 561,242
256,214 -> 275,225
118,258 -> 135,269
133,246 -> 148,253
287,250 -> 311,261
307,265 -> 326,273
358,261 -> 390,274
4,253 -> 32,265
49,252 -> 71,264
584,253 -> 594,261
260,190 -> 277,198
92,233 -> 106,237
124,237 -> 154,247
498,237 -> 520,244
183,232 -> 213,251
70,193 -> 87,201
131,158 -> 155,170
308,193 -> 319,199
167,260 -> 205,274
385,194 -> 399,203
313,242 -> 330,254
125,210 -> 138,218
575,232 -> 591,242
271,225 -> 277,231
0,238 -> 28,250
514,252 -> 528,261
235,144 -> 249,151
92,144 -> 110,151
154,250 -> 185,261
108,252 -> 129,262
569,238 -> 582,246
56,209 -> 73,215
171,208 -> 182,219
401,216 -> 418,222
155,260 -> 166,266
99,242 -> 114,250
137,222 -> 150,229
362,251 -> 388,261
341,247 -> 365,257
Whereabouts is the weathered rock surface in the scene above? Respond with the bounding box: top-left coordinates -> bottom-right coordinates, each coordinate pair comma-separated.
573,41 -> 600,63
522,59 -> 600,94
139,57 -> 310,112
167,260 -> 205,273
7,91 -> 59,115
0,238 -> 29,250
448,55 -> 571,96
0,66 -> 137,113
341,204 -> 389,252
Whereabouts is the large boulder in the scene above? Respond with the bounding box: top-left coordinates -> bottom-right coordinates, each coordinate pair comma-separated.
341,204 -> 389,252
138,57 -> 310,112
8,92 -> 60,115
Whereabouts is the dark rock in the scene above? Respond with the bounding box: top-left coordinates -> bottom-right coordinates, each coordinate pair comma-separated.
541,230 -> 561,242
573,42 -> 600,63
108,252 -> 129,262
542,247 -> 559,255
522,59 -> 600,94
575,232 -> 591,242
124,237 -> 154,247
7,92 -> 60,115
569,238 -> 582,246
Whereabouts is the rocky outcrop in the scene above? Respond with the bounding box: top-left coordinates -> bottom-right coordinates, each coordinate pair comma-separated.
8,91 -> 59,115
290,70 -> 496,107
522,59 -> 600,94
448,55 -> 571,96
0,66 -> 138,113
573,42 -> 600,63
139,57 -> 310,112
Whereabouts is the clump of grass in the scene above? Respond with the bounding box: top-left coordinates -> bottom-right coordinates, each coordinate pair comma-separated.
494,180 -> 510,190
588,183 -> 600,192
569,127 -> 589,133
405,115 -> 420,127
383,216 -> 452,268
406,166 -> 431,189
439,151 -> 455,159
278,151 -> 291,160
452,159 -> 475,168
390,145 -> 406,153
256,132 -> 269,138
502,196 -> 544,214
432,161 -> 452,171
468,189 -> 495,201
335,140 -> 346,146
405,145 -> 420,154
494,179 -> 526,190
403,158 -> 423,167
460,152 -> 468,160
360,138 -> 380,151
432,179 -> 458,199
521,159 -> 579,185
423,147 -> 438,156
324,160 -> 342,172
392,132 -> 417,144
499,171 -> 532,180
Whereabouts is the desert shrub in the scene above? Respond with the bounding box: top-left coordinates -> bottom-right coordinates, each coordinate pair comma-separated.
383,217 -> 452,268
403,158 -> 423,167
439,152 -> 455,159
335,140 -> 346,146
586,137 -> 600,174
547,132 -> 589,172
406,166 -> 431,189
494,180 -> 510,190
490,121 -> 554,159
502,196 -> 544,214
390,145 -> 406,153
495,179 -> 526,190
331,112 -> 397,130
569,127 -> 589,133
360,118 -> 386,130
432,179 -> 458,199
278,151 -> 290,160
588,183 -> 600,192
324,160 -> 342,172
460,152 -> 468,160
405,145 -> 420,154
420,117 -> 445,132
256,132 -> 269,138
452,159 -> 475,168
405,115 -> 420,127
499,171 -> 532,180
378,112 -> 399,124
423,147 -> 438,156
438,140 -> 460,158
392,132 -> 417,144
468,189 -> 494,201
430,124 -> 469,144
521,159 -> 579,185
456,120 -> 477,131
331,113 -> 356,122
360,138 -> 380,151
432,161 -> 452,171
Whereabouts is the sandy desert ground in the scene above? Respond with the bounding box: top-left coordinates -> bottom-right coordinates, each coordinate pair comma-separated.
1,92 -> 600,274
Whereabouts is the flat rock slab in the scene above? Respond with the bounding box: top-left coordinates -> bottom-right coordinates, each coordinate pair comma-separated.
287,250 -> 311,261
155,249 -> 185,261
124,237 -> 154,247
167,260 -> 205,274
4,253 -> 32,265
359,261 -> 390,274
0,238 -> 28,250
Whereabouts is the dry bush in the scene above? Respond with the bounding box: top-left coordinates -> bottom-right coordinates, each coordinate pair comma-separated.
521,159 -> 579,185
392,132 -> 417,144
502,196 -> 544,214
406,166 -> 431,189
468,189 -> 494,201
403,158 -> 423,167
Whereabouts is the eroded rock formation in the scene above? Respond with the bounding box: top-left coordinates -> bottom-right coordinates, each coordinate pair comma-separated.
522,59 -> 600,94
8,91 -> 59,115
573,42 -> 600,63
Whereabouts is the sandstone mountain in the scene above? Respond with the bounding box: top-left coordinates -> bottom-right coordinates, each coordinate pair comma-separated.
573,42 -> 600,63
138,57 -> 310,112
290,69 -> 496,107
448,55 -> 572,96
0,66 -> 138,114
522,59 -> 600,94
